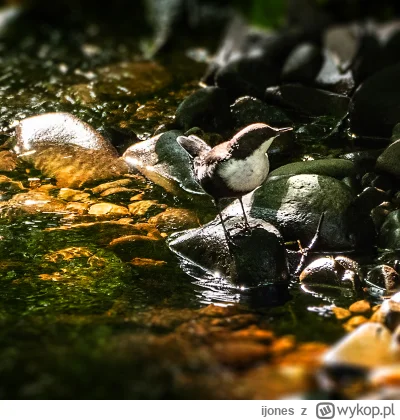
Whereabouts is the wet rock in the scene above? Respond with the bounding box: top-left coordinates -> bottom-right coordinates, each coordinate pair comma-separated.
249,174 -> 375,251
343,315 -> 369,332
378,210 -> 400,249
168,216 -> 289,287
65,202 -> 90,214
361,172 -> 394,192
0,175 -> 25,201
46,221 -> 162,246
0,191 -> 66,216
58,188 -> 91,202
212,341 -> 270,367
0,150 -> 18,172
128,200 -> 167,217
323,322 -> 395,369
269,159 -> 356,179
350,63 -> 400,138
365,265 -> 400,295
148,207 -> 199,233
340,150 -> 381,174
377,292 -> 400,331
15,112 -> 118,157
332,306 -> 352,321
349,300 -> 371,315
281,43 -> 323,85
94,61 -> 172,100
376,139 -> 400,178
230,96 -> 291,129
14,113 -> 130,188
175,87 -> 232,132
123,130 -> 205,195
88,203 -> 130,216
91,177 -> 147,195
108,234 -> 168,261
353,187 -> 389,218
324,24 -> 359,68
314,50 -> 354,95
265,84 -> 349,118
299,257 -> 361,292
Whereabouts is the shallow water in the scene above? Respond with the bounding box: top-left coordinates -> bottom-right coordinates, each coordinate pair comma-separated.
0,5 -> 382,398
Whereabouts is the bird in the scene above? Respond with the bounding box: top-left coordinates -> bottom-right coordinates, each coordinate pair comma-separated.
177,123 -> 292,241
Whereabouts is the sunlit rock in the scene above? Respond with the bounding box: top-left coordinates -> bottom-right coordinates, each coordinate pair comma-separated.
128,200 -> 167,217
88,202 -> 130,216
123,130 -> 205,195
322,322 -> 395,369
148,207 -> 199,233
0,150 -> 18,172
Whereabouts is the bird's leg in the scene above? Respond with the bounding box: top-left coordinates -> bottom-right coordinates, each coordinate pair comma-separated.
238,197 -> 251,232
215,200 -> 236,252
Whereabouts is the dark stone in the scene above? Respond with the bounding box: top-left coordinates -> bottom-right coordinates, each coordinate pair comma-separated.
366,265 -> 400,294
265,84 -> 349,118
353,187 -> 389,217
123,130 -> 205,195
299,257 -> 360,292
339,150 -> 381,173
230,96 -> 291,129
314,50 -> 355,95
349,63 -> 400,138
379,292 -> 400,330
268,158 -> 356,179
168,216 -> 289,287
378,210 -> 400,249
248,174 -> 375,251
175,87 -> 232,132
281,43 -> 323,85
376,139 -> 400,178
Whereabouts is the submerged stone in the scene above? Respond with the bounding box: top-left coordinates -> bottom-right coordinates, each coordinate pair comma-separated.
376,139 -> 400,178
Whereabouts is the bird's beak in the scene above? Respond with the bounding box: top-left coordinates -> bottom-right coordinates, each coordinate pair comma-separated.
278,127 -> 293,133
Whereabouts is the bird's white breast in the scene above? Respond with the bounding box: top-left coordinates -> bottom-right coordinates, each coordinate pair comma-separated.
217,146 -> 270,193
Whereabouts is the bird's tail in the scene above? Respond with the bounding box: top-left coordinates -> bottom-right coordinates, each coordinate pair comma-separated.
176,135 -> 211,158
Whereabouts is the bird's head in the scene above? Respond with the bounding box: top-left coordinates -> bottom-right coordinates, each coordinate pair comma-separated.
176,134 -> 211,159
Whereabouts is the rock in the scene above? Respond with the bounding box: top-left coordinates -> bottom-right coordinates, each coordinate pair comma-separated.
281,43 -> 323,85
128,200 -> 167,217
0,150 -> 18,172
314,50 -> 355,95
349,63 -> 400,138
299,257 -> 361,292
0,175 -> 26,201
369,365 -> 400,389
15,112 -> 118,157
349,300 -> 371,315
324,24 -> 359,68
248,174 -> 374,251
91,178 -> 146,195
175,87 -> 232,132
343,316 -> 369,332
148,207 -> 199,233
168,216 -> 289,287
340,150 -> 381,173
94,61 -> 172,100
376,139 -> 400,178
269,159 -> 356,179
212,341 -> 270,367
379,210 -> 400,249
0,191 -> 66,217
123,130 -> 205,195
58,188 -> 91,202
353,187 -> 389,219
323,322 -> 395,369
88,203 -> 130,216
230,96 -> 291,129
108,234 -> 167,261
332,306 -> 352,321
366,265 -> 400,296
378,292 -> 400,331
14,113 -> 128,188
265,84 -> 350,118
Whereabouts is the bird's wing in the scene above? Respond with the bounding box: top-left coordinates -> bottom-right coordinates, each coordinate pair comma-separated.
202,142 -> 232,165
176,135 -> 211,158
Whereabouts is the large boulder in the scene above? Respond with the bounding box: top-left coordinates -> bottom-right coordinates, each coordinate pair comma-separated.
243,174 -> 374,250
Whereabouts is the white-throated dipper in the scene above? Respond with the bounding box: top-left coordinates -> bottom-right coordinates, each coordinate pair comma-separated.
177,123 -> 292,240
